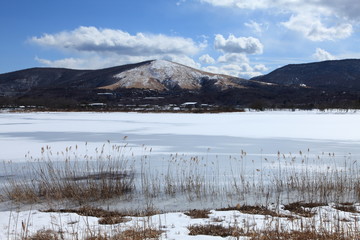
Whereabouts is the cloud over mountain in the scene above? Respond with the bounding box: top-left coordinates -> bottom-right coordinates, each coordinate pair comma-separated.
218,53 -> 249,64
244,20 -> 267,35
200,0 -> 360,21
30,26 -> 205,69
200,0 -> 356,41
282,14 -> 353,41
31,26 -> 203,56
313,48 -> 337,61
30,26 -> 267,78
214,34 -> 263,54
199,54 -> 216,64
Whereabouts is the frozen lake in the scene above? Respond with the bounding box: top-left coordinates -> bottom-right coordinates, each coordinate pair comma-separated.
1,110 -> 360,210
0,110 -> 360,162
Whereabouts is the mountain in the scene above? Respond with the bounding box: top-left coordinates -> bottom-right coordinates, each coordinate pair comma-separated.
1,59 -> 360,110
98,60 -> 249,91
0,60 -> 251,97
252,59 -> 360,90
0,61 -> 149,97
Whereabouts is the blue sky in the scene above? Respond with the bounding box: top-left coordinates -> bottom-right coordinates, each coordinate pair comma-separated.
1,0 -> 360,78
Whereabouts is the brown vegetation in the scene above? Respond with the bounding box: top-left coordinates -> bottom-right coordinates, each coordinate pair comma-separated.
2,144 -> 134,204
184,209 -> 211,218
188,224 -> 356,240
23,229 -> 61,240
248,230 -> 354,240
217,205 -> 290,218
85,229 -> 163,240
188,224 -> 247,238
283,202 -> 325,217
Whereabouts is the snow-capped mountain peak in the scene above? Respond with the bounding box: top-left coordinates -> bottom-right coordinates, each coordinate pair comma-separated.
100,60 -> 240,91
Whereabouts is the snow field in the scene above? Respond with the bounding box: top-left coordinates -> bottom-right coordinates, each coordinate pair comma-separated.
2,203 -> 360,239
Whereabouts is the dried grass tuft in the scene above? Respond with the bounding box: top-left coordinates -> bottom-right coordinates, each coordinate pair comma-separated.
217,205 -> 290,218
24,229 -> 61,240
283,202 -> 325,217
86,228 -> 163,240
184,209 -> 211,219
248,230 -> 354,240
188,224 -> 246,238
2,144 -> 135,204
334,204 -> 358,213
44,206 -> 131,225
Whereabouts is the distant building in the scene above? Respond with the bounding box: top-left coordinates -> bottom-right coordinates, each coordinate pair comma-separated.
181,102 -> 198,109
88,103 -> 106,107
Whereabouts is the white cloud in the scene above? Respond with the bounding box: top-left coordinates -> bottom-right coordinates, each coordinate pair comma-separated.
31,26 -> 206,69
31,26 -> 203,56
318,0 -> 360,21
282,14 -> 353,41
224,63 -> 252,72
200,0 -> 360,19
203,62 -> 265,79
200,0 -> 269,9
253,64 -> 268,72
200,0 -> 356,41
176,0 -> 186,6
202,34 -> 267,78
161,55 -> 201,69
312,48 -> 337,61
35,55 -> 154,69
35,54 -> 201,70
214,34 -> 264,54
244,20 -> 268,35
336,53 -> 360,60
199,54 -> 216,64
218,53 -> 249,64
35,57 -> 90,69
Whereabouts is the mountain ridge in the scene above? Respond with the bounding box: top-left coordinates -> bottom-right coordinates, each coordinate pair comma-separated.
252,59 -> 360,90
0,60 -> 250,96
1,59 -> 360,110
98,60 -> 248,91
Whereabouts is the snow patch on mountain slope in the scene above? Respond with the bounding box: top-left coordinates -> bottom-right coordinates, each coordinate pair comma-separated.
102,60 -> 230,90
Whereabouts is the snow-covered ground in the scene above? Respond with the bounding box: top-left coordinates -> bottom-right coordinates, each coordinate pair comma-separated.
2,203 -> 360,239
1,110 -> 360,239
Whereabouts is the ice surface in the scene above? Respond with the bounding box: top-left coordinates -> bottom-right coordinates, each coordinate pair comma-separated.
1,110 -> 360,239
0,110 -> 359,162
